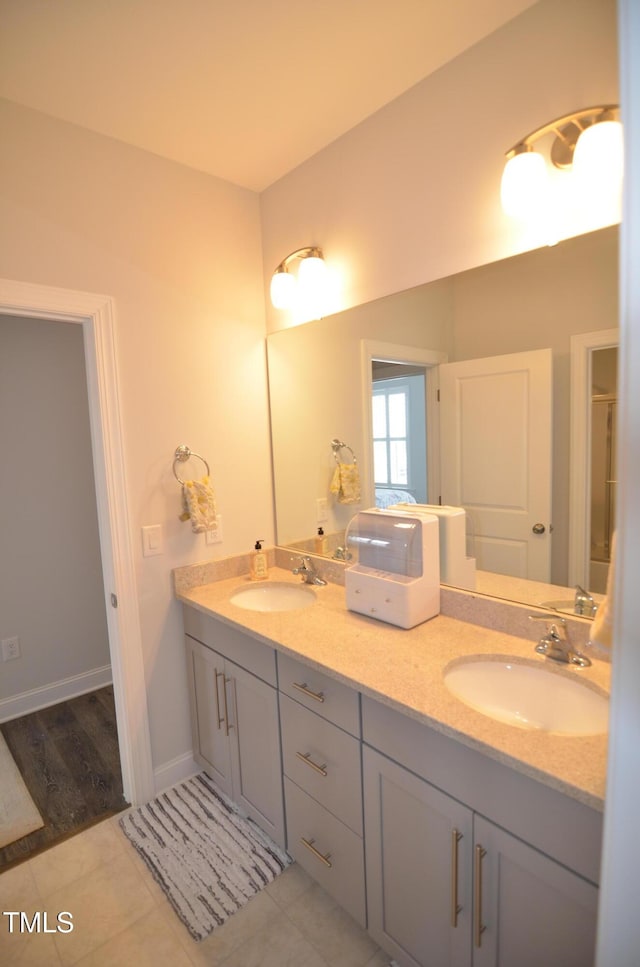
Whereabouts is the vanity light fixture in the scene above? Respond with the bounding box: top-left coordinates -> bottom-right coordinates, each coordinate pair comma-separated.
270,246 -> 326,311
500,105 -> 623,218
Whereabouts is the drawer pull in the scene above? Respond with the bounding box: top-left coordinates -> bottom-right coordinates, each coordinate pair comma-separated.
300,836 -> 332,868
451,828 -> 463,927
474,844 -> 487,948
292,681 -> 325,703
296,751 -> 328,777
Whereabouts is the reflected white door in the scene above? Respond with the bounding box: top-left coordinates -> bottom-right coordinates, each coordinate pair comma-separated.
439,349 -> 552,581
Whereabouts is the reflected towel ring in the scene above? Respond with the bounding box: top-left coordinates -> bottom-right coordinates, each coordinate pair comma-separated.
173,445 -> 211,484
331,438 -> 357,465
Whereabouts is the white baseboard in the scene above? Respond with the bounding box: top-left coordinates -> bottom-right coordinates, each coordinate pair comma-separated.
0,665 -> 113,723
153,751 -> 199,795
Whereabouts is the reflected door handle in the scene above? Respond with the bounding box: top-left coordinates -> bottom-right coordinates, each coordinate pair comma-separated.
532,523 -> 546,534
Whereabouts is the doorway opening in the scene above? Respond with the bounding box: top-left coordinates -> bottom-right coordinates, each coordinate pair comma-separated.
371,362 -> 428,507
0,311 -> 130,867
0,278 -> 155,833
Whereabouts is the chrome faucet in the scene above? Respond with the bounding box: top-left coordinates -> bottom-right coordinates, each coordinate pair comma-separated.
574,584 -> 598,617
332,546 -> 352,561
292,556 -> 327,586
528,615 -> 591,667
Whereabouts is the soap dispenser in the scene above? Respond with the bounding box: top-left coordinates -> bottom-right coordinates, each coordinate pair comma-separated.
314,527 -> 327,555
249,540 -> 269,581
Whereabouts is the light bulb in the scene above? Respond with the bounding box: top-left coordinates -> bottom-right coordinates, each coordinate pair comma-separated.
500,149 -> 548,217
297,255 -> 326,289
270,269 -> 295,309
297,255 -> 327,318
573,118 -> 623,197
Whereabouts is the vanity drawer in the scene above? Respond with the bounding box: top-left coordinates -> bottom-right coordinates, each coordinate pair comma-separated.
284,777 -> 365,927
277,653 -> 360,736
183,605 -> 276,685
280,694 -> 362,835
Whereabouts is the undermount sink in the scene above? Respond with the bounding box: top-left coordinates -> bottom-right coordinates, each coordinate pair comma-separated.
444,658 -> 609,735
230,582 -> 317,612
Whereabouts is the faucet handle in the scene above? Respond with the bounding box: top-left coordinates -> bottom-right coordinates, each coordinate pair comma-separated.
574,584 -> 597,616
528,614 -> 590,666
528,614 -> 567,637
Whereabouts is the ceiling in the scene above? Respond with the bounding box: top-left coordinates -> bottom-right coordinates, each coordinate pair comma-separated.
0,0 -> 537,192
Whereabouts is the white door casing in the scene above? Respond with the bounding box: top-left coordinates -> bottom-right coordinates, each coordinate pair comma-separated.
361,340 -> 447,510
568,328 -> 619,589
439,349 -> 553,582
0,278 -> 154,807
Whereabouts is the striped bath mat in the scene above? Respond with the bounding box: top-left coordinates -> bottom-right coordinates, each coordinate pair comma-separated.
119,773 -> 291,941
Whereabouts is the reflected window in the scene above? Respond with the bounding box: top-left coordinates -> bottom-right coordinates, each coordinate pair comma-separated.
372,384 -> 409,486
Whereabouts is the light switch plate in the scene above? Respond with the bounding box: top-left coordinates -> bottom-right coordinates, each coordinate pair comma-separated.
2,636 -> 20,661
205,515 -> 223,545
142,524 -> 163,556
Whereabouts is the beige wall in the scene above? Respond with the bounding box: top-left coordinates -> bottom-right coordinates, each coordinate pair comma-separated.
261,0 -> 619,332
0,98 -> 272,776
0,315 -> 110,711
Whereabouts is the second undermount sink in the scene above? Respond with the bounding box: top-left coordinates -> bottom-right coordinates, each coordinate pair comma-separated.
230,582 -> 317,612
444,658 -> 609,736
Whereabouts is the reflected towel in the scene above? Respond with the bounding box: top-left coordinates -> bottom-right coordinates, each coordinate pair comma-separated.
589,531 -> 615,656
330,463 -> 361,504
180,476 -> 217,533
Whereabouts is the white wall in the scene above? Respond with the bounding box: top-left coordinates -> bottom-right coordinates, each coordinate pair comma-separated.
261,0 -> 619,332
0,314 -> 110,714
0,98 -> 272,778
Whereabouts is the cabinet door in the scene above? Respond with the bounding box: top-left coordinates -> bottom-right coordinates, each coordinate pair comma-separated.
185,636 -> 233,798
472,816 -> 598,967
227,659 -> 286,849
363,746 -> 473,967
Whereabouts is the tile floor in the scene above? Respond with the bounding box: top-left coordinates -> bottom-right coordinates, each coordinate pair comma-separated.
0,812 -> 392,966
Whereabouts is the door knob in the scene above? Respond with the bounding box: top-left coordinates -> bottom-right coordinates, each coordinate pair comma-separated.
532,523 -> 546,534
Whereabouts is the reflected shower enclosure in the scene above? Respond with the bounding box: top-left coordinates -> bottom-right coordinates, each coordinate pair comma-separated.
590,346 -> 618,592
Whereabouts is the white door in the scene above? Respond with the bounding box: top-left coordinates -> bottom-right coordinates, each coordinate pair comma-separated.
439,349 -> 552,581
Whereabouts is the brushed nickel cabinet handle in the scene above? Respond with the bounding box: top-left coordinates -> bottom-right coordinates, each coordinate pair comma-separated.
474,844 -> 487,948
214,669 -> 224,730
223,676 -> 233,737
300,836 -> 332,868
292,681 -> 325,703
451,828 -> 463,927
296,751 -> 328,777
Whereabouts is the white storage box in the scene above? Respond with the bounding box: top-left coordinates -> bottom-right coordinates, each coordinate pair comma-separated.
387,502 -> 476,590
344,509 -> 440,629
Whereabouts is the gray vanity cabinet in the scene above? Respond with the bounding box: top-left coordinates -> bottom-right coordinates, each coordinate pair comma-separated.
183,607 -> 285,850
364,746 -> 473,966
364,746 -> 598,967
277,653 -> 366,926
362,697 -> 600,967
472,816 -> 598,967
186,635 -> 234,793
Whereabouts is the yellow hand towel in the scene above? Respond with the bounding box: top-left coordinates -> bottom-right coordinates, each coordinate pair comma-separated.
330,463 -> 361,504
589,531 -> 616,656
180,476 -> 217,533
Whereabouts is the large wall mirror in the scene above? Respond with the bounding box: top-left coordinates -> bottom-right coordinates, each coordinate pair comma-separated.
267,225 -> 618,614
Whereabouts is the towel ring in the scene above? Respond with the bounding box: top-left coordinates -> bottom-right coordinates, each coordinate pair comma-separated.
331,438 -> 357,465
172,445 -> 210,485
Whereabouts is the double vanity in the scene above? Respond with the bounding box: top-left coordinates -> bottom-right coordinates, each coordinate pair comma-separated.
175,553 -> 609,967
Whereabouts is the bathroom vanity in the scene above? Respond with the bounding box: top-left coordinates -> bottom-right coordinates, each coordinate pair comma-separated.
176,561 -> 607,967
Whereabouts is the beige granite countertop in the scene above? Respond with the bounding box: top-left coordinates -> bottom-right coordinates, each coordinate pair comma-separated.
176,565 -> 610,812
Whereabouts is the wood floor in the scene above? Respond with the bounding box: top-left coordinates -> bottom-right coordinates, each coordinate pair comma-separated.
0,685 -> 128,869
